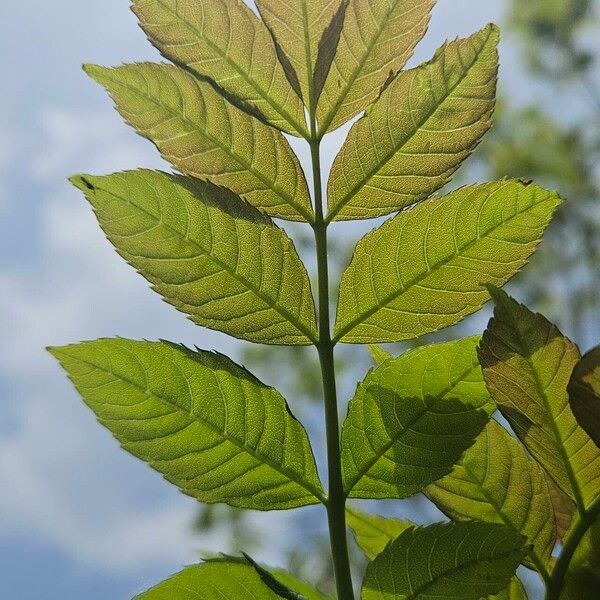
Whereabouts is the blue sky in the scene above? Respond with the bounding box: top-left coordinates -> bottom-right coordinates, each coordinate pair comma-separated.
0,1 -> 589,598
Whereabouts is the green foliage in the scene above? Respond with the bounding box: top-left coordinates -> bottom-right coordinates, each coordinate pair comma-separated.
49,1 -> 600,598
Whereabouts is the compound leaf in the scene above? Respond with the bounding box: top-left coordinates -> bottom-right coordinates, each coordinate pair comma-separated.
426,419 -> 556,573
131,0 -> 308,137
49,339 -> 325,510
334,181 -> 560,344
72,170 -> 317,346
568,346 -> 600,448
478,287 -> 600,508
342,337 -> 493,499
85,62 -> 313,222
317,0 -> 434,134
327,25 -> 498,221
346,507 -> 413,560
361,521 -> 529,600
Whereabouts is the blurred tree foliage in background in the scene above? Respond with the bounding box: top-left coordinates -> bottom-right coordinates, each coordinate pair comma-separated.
192,1 -> 600,591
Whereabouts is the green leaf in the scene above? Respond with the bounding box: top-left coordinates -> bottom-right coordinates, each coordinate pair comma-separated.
547,475 -> 576,540
561,518 -> 600,600
568,346 -> 600,448
49,338 -> 325,510
84,62 -> 313,222
266,571 -> 331,600
367,345 -> 392,366
426,419 -> 556,573
346,507 -> 413,560
133,560 -> 282,599
479,287 -> 600,508
131,0 -> 308,138
317,0 -> 435,134
361,521 -> 529,600
342,337 -> 493,499
490,578 -> 528,600
327,25 -> 498,221
71,170 -> 317,345
334,181 -> 560,344
254,0 -> 342,108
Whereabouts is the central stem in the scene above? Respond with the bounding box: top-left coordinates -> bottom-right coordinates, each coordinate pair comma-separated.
310,134 -> 355,599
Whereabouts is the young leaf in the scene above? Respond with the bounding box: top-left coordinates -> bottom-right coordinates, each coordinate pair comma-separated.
361,521 -> 529,600
71,171 -> 317,345
49,338 -> 325,510
334,181 -> 560,344
342,337 -> 493,499
492,578 -> 528,600
478,287 -> 600,508
242,554 -> 309,600
265,571 -> 331,600
317,0 -> 435,134
254,0 -> 342,109
426,419 -> 556,574
367,345 -> 392,366
327,25 -> 498,221
131,0 -> 308,137
346,507 -> 413,560
568,346 -> 600,448
134,560 -> 283,599
84,63 -> 313,222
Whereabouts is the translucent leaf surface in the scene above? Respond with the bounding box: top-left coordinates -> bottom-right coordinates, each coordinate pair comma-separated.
478,287 -> 600,508
317,0 -> 434,133
334,181 -> 560,344
490,578 -> 528,600
327,25 -> 498,221
342,337 -> 493,499
426,419 -> 556,573
361,521 -> 529,600
561,519 -> 600,600
568,346 -> 600,448
72,170 -> 317,345
85,63 -> 313,222
49,338 -> 325,510
131,0 -> 308,137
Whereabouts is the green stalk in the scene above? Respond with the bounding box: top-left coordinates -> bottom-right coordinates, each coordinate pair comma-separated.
546,494 -> 600,599
309,131 -> 355,599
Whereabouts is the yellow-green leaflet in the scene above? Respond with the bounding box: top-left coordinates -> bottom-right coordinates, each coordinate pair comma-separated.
426,420 -> 556,574
85,62 -> 313,222
479,287 -> 600,508
568,346 -> 600,448
49,339 -> 325,510
71,171 -> 317,345
334,181 -> 560,344
317,0 -> 434,133
327,25 -> 498,221
490,578 -> 528,600
131,0 -> 308,137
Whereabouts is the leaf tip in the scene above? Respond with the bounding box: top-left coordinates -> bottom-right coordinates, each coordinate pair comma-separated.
69,174 -> 96,193
82,63 -> 108,83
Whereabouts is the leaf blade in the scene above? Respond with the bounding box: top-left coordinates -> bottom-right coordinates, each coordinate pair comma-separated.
568,346 -> 600,448
334,181 -> 560,344
49,339 -> 325,510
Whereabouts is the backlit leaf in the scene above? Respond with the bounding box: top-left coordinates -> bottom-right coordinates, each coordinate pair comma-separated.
478,287 -> 600,508
334,181 -> 560,344
367,345 -> 392,366
547,475 -> 576,540
85,62 -> 313,222
266,571 -> 331,600
568,346 -> 600,448
561,518 -> 600,600
327,25 -> 498,221
342,337 -> 493,499
71,170 -> 317,345
361,521 -> 529,600
131,0 -> 308,137
426,419 -> 556,573
49,338 -> 325,510
317,0 -> 435,134
491,578 -> 528,600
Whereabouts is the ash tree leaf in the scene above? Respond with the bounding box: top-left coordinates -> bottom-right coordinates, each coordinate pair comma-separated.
72,170 -> 317,346
254,0 -> 342,109
317,0 -> 435,134
131,0 -> 309,138
49,339 -> 325,510
568,346 -> 600,448
361,521 -> 529,600
334,181 -> 560,344
478,287 -> 600,508
327,24 -> 498,221
346,507 -> 413,560
342,337 -> 493,499
133,559 -> 285,599
84,62 -> 313,223
426,419 -> 556,574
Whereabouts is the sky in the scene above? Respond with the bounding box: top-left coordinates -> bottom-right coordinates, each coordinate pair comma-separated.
0,1 -> 575,598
